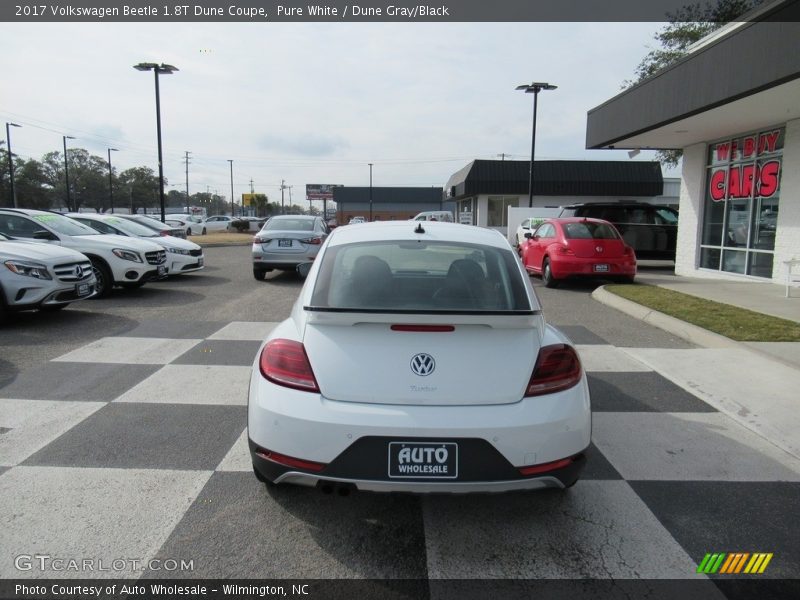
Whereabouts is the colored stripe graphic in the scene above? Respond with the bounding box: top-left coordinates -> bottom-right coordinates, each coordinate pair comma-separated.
699,552 -> 773,574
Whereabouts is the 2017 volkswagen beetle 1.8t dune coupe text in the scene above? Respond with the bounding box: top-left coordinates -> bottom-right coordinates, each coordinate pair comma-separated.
248,221 -> 591,494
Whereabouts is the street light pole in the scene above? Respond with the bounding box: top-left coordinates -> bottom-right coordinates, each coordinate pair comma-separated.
515,81 -> 557,207
280,179 -> 286,214
63,135 -> 76,212
134,62 -> 178,222
368,163 -> 373,222
5,122 -> 21,208
228,159 -> 234,216
107,148 -> 118,213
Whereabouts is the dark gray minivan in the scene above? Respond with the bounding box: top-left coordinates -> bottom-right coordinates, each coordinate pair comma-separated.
558,203 -> 678,260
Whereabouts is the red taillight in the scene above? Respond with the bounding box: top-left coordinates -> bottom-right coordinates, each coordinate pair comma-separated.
623,245 -> 634,256
253,236 -> 267,244
300,237 -> 322,245
525,344 -> 582,397
255,447 -> 326,472
259,339 -> 320,392
556,245 -> 574,255
391,324 -> 455,332
518,457 -> 574,477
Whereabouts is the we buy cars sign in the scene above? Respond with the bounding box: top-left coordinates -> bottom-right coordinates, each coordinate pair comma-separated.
709,129 -> 781,202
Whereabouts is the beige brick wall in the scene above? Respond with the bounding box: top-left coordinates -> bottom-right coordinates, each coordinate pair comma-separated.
675,143 -> 707,277
772,118 -> 800,280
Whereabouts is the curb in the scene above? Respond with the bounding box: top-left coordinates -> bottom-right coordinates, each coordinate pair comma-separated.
593,285 -> 800,370
591,285 -> 740,349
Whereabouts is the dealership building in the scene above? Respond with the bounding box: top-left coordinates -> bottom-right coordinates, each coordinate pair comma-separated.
586,0 -> 800,282
332,187 -> 452,222
444,159 -> 671,233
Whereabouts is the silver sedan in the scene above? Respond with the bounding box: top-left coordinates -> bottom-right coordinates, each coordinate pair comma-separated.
252,215 -> 330,280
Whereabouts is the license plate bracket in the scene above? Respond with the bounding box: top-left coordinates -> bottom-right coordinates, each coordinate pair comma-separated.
388,442 -> 458,479
278,239 -> 292,248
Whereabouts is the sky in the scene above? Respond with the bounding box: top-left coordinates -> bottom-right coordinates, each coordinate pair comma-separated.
0,21 -> 671,210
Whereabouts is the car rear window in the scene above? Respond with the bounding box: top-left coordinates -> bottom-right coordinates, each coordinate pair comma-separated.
563,222 -> 620,240
308,241 -> 532,313
263,218 -> 315,231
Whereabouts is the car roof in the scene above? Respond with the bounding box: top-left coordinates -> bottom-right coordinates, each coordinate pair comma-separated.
271,215 -> 317,220
329,221 -> 508,248
545,217 -> 613,224
563,202 -> 659,209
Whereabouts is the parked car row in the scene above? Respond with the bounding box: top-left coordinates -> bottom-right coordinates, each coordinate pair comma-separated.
0,208 -> 204,319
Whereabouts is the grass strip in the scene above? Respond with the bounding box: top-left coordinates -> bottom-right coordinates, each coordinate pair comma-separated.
605,284 -> 800,342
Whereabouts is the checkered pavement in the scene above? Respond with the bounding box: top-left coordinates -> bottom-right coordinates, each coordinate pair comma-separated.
1,321 -> 799,584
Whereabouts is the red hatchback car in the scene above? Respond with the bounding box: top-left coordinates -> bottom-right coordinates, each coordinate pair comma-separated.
521,218 -> 637,287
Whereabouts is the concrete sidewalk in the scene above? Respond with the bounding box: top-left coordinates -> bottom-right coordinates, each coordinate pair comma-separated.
635,268 -> 800,323
593,268 -> 800,459
631,269 -> 800,369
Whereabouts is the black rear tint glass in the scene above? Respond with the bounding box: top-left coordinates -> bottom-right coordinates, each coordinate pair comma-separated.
309,241 -> 531,312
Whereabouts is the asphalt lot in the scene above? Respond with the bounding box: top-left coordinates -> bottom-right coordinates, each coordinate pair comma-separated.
1,246 -> 799,596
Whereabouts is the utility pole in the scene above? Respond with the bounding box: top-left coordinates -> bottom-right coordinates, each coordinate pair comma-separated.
184,151 -> 191,214
368,163 -> 373,222
280,179 -> 286,214
228,159 -> 234,217
249,178 -> 254,217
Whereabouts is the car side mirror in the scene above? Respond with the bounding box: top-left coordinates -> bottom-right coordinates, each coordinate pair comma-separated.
296,262 -> 313,279
33,230 -> 58,241
524,232 -> 533,239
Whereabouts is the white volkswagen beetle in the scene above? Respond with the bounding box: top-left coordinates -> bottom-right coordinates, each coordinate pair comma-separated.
248,221 -> 590,493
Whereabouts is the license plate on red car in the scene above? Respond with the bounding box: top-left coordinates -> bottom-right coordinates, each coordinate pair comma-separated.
388,442 -> 458,479
278,239 -> 292,248
593,264 -> 609,272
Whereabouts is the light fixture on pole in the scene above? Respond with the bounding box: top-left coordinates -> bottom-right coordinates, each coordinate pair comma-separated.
63,135 -> 76,212
228,159 -> 235,216
5,122 -> 21,208
515,81 -> 557,207
368,163 -> 373,222
134,62 -> 178,222
627,148 -> 641,159
107,148 -> 119,213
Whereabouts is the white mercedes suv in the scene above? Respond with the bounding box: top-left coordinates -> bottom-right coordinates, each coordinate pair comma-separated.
0,232 -> 96,318
0,209 -> 167,298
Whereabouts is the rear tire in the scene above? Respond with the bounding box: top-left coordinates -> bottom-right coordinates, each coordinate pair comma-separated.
89,259 -> 113,298
202,227 -> 207,235
542,258 -> 559,288
253,269 -> 266,281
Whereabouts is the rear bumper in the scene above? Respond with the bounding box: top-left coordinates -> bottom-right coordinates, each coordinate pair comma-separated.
550,257 -> 636,278
248,370 -> 591,492
252,246 -> 319,270
251,439 -> 586,492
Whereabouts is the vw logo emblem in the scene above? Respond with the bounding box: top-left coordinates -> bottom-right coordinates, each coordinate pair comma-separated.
410,353 -> 435,376
74,265 -> 83,278
595,246 -> 604,253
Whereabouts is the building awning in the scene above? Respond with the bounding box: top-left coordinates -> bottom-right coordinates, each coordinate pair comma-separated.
585,0 -> 800,151
445,160 -> 663,200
